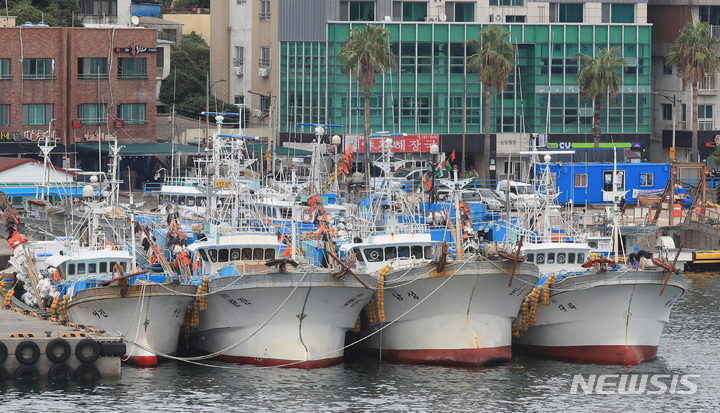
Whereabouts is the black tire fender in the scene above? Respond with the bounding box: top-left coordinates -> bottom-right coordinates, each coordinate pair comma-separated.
14,365 -> 39,381
74,363 -> 100,382
75,338 -> 101,363
15,340 -> 40,365
48,363 -> 74,381
46,338 -> 71,363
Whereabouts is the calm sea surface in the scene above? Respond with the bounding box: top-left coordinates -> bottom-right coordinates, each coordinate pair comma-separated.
2,272 -> 719,412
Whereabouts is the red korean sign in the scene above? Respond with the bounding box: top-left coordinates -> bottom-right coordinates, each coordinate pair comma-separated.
343,134 -> 439,154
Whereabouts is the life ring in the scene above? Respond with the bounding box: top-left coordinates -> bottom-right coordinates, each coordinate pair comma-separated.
15,340 -> 40,365
75,338 -> 101,363
104,242 -> 114,250
14,365 -> 38,381
301,210 -> 312,224
46,338 -> 71,363
369,250 -> 380,261
75,363 -> 100,381
48,362 -> 73,381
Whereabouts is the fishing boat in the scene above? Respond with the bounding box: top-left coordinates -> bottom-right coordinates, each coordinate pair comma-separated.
510,150 -> 688,365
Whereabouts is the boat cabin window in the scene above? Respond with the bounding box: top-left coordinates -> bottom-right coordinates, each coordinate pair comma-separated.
411,246 -> 423,259
178,195 -> 186,206
265,249 -> 275,259
208,249 -> 218,263
568,253 -> 575,264
68,263 -> 75,275
77,263 -> 85,274
556,253 -> 565,264
88,263 -> 97,274
526,253 -> 534,263
100,262 -> 107,272
577,253 -> 585,262
230,248 -> 241,261
365,248 -> 383,262
253,248 -> 264,260
199,249 -> 208,262
351,248 -> 364,262
242,248 -> 252,260
536,253 -> 545,264
187,197 -> 195,207
110,261 -> 117,271
398,246 -> 410,258
588,241 -> 598,248
218,249 -> 229,262
385,247 -> 397,260
424,246 -> 432,258
171,195 -> 178,204
547,253 -> 555,264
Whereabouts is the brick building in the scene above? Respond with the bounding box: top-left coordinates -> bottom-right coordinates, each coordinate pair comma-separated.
0,26 -> 158,167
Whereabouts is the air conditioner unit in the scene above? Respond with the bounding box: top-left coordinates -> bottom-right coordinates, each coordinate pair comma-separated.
232,66 -> 243,76
491,14 -> 503,23
425,16 -> 438,22
258,67 -> 269,77
253,109 -> 264,118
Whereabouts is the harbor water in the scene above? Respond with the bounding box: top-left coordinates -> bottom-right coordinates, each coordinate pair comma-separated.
2,272 -> 718,412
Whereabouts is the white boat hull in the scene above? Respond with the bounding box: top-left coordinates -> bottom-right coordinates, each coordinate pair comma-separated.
361,260 -> 539,367
513,269 -> 687,365
66,283 -> 197,366
190,272 -> 375,368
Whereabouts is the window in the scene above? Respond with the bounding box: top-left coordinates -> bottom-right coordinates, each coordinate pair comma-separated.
99,262 -> 107,273
0,105 -> 8,126
260,46 -> 271,67
574,174 -> 588,187
526,253 -> 534,263
602,3 -> 634,23
424,246 -> 432,259
661,104 -> 672,120
260,96 -> 271,111
603,170 -> 625,192
78,103 -> 107,125
547,252 -> 555,264
663,63 -> 672,75
78,58 -> 108,79
489,0 -> 523,5
237,0 -> 246,4
219,248 -> 229,262
265,249 -> 275,259
557,253 -> 566,264
385,246 -> 397,260
79,0 -> 117,15
22,58 -> 54,80
260,0 -> 271,19
699,104 -> 714,130
0,58 -> 10,80
365,248 -> 383,262
536,253 -> 545,264
22,104 -> 53,126
558,4 -> 583,23
234,46 -> 244,65
411,246 -> 423,259
163,29 -> 177,42
451,2 -> 474,22
235,95 -> 245,105
242,248 -> 252,260
568,253 -> 575,264
640,173 -> 654,187
118,57 -> 147,79
78,263 -> 86,274
577,253 -> 585,263
349,1 -> 374,21
68,264 -> 75,275
118,104 -> 146,125
88,263 -> 97,273
700,75 -> 717,91
402,1 -> 427,21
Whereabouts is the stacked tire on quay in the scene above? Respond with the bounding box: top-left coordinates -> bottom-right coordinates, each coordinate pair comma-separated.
0,308 -> 126,381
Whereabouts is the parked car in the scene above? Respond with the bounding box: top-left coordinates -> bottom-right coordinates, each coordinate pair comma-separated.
496,180 -> 539,209
461,189 -> 505,211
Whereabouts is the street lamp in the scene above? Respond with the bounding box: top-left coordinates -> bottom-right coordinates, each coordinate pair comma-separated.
248,89 -> 275,178
655,92 -> 677,162
462,75 -> 481,174
205,74 -> 226,149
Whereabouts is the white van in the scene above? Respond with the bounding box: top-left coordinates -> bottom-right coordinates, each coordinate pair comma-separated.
496,180 -> 539,209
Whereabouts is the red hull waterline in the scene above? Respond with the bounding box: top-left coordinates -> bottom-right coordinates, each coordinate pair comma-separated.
377,346 -> 512,367
513,344 -> 658,365
215,354 -> 345,369
125,355 -> 159,367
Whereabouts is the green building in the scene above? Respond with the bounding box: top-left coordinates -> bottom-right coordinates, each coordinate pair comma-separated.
279,21 -> 652,178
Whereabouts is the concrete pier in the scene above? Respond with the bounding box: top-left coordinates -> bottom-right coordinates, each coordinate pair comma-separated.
0,305 -> 124,381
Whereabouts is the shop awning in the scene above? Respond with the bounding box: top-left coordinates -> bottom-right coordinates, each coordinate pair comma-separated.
245,143 -> 312,156
73,142 -> 204,157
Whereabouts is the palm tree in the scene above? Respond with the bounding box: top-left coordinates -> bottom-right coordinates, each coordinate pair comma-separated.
337,24 -> 397,183
574,46 -> 626,148
666,21 -> 719,162
467,25 -> 515,180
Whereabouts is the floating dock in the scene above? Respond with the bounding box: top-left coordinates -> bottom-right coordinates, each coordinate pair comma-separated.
0,304 -> 125,381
